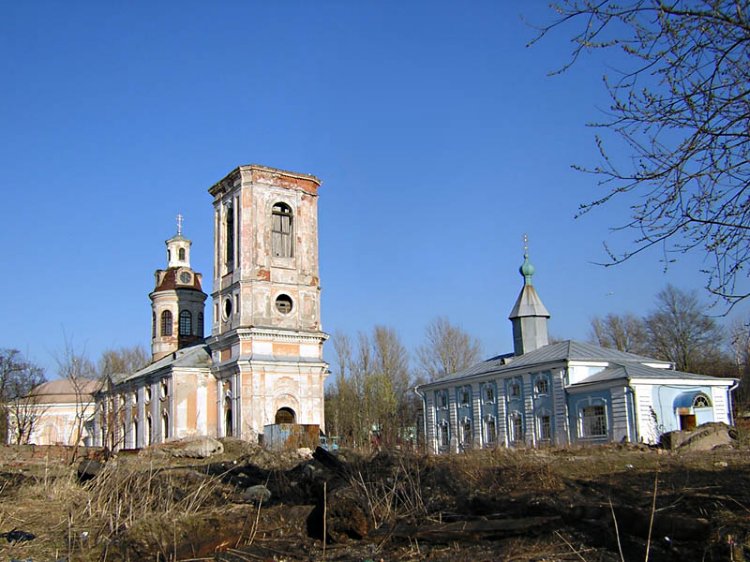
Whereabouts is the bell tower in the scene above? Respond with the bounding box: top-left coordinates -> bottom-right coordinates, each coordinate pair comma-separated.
150,215 -> 208,362
207,165 -> 328,440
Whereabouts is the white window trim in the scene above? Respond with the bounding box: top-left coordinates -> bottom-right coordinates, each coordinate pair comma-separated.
578,398 -> 609,439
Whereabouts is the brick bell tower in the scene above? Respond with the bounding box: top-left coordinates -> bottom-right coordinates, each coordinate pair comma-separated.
207,164 -> 328,440
150,215 -> 208,362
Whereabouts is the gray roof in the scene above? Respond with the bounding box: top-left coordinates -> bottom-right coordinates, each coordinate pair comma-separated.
112,344 -> 212,385
420,340 -> 671,387
508,284 -> 550,319
579,362 -> 733,385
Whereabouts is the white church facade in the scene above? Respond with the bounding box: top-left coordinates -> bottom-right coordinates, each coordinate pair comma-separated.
94,164 -> 328,449
416,252 -> 738,453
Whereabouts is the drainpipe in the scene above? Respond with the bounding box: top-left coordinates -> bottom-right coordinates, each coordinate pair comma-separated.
413,385 -> 428,452
728,380 -> 739,425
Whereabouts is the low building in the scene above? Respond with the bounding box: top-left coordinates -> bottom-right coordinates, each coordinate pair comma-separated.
416,251 -> 737,453
6,379 -> 99,446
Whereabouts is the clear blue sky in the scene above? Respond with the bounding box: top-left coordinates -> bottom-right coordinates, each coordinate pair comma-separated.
1,1 -> 746,377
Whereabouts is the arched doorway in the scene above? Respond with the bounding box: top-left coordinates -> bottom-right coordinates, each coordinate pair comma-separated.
275,407 -> 296,424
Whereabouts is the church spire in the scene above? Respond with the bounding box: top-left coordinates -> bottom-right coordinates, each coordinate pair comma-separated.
508,235 -> 550,356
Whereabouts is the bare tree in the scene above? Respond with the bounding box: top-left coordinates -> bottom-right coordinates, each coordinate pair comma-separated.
97,345 -> 149,380
96,345 -> 149,451
645,285 -> 725,372
324,326 -> 414,448
590,313 -> 650,354
535,1 -> 750,306
729,318 -> 750,408
56,343 -> 97,460
0,350 -> 46,444
416,317 -> 482,382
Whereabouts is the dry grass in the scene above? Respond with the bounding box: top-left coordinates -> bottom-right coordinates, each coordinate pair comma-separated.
0,458 -> 228,561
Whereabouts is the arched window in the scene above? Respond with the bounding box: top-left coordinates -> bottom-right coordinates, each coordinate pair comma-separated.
179,310 -> 192,336
162,412 -> 170,441
694,394 -> 711,408
272,203 -> 293,258
178,247 -> 185,261
224,396 -> 233,437
161,310 -> 173,336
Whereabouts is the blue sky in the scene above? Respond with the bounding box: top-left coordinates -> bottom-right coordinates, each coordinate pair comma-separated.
1,1 -> 746,377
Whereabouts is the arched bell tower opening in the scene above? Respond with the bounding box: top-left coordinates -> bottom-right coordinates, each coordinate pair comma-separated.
275,407 -> 296,424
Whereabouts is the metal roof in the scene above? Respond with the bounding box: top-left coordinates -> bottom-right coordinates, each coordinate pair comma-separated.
112,344 -> 212,385
419,340 -> 674,388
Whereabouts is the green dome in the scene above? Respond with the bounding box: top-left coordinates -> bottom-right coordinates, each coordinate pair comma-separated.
519,254 -> 535,284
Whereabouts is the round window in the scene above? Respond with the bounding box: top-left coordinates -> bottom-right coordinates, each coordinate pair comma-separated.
275,294 -> 293,314
223,298 -> 233,320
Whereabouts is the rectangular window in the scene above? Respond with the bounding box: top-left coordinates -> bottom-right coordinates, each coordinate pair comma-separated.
539,415 -> 551,440
225,203 -> 234,267
535,377 -> 549,395
582,405 -> 607,437
461,419 -> 472,445
459,386 -> 470,407
511,415 -> 524,442
485,417 -> 496,444
483,384 -> 495,404
439,423 -> 450,449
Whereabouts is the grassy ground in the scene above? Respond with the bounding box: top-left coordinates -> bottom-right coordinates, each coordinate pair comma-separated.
0,441 -> 748,561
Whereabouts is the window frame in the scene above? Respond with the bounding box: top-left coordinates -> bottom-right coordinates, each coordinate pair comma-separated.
534,376 -> 549,396
436,390 -> 449,410
271,202 -> 294,258
458,385 -> 471,407
160,310 -> 173,337
179,310 -> 192,336
580,402 -> 608,438
482,383 -> 495,404
508,410 -> 524,443
538,411 -> 552,441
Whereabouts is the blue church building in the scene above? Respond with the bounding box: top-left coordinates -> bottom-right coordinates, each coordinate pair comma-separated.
416,253 -> 737,453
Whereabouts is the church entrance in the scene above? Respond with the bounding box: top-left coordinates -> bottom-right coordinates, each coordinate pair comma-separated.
275,407 -> 296,424
680,413 -> 697,431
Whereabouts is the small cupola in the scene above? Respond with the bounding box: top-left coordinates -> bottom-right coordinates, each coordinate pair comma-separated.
508,237 -> 550,356
166,213 -> 192,269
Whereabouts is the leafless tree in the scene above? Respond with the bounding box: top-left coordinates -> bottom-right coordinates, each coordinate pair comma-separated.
644,285 -> 725,372
0,350 -> 46,444
95,345 -> 149,451
729,318 -> 750,408
325,326 -> 414,448
97,345 -> 149,380
56,343 -> 97,460
590,313 -> 650,354
534,1 -> 750,306
416,317 -> 482,382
